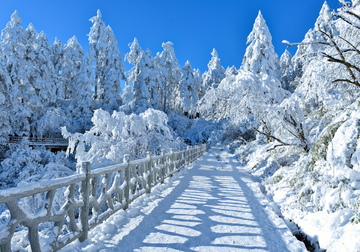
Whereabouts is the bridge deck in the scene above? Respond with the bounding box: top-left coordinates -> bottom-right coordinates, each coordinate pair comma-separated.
60,148 -> 305,251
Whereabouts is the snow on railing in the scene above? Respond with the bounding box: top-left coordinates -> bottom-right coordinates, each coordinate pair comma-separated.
0,144 -> 207,252
6,136 -> 69,146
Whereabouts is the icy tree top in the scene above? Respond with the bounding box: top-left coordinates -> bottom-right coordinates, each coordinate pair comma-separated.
314,1 -> 332,32
280,49 -> 292,69
242,11 -> 280,77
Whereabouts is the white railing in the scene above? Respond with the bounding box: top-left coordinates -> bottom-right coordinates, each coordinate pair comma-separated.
6,136 -> 68,146
0,144 -> 207,252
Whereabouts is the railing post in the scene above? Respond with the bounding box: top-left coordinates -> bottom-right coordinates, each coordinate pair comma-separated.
186,146 -> 190,165
190,146 -> 194,163
161,149 -> 165,183
170,148 -> 174,174
146,151 -> 152,194
123,155 -> 130,210
79,162 -> 91,242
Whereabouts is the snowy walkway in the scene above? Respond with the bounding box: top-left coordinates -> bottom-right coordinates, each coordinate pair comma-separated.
61,148 -> 306,252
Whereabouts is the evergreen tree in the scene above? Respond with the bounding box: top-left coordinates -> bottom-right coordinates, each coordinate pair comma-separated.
102,25 -> 124,107
291,2 -> 332,87
143,49 -> 160,110
176,60 -> 198,116
75,64 -> 93,105
51,38 -> 65,100
33,31 -> 59,105
242,11 -> 280,77
202,48 -> 225,91
193,68 -> 202,109
125,38 -> 161,113
155,41 -> 181,112
225,65 -> 238,77
176,60 -> 192,113
1,11 -> 32,132
125,38 -> 149,102
0,66 -> 12,137
63,36 -> 84,100
87,10 -> 125,104
280,49 -> 294,91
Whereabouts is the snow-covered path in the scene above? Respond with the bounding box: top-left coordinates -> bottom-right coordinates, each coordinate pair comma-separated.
61,148 -> 306,252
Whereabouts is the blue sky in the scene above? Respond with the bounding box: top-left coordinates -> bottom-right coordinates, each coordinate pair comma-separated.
0,0 -> 341,74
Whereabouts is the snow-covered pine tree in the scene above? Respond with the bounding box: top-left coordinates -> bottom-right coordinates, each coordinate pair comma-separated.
1,11 -> 32,133
33,31 -> 59,106
87,10 -> 125,105
22,23 -> 38,108
198,10 -> 288,129
102,25 -> 125,107
51,38 -> 65,99
290,2 -> 332,88
75,63 -> 93,106
124,39 -> 161,113
63,36 -> 84,100
242,11 -> 280,78
155,41 -> 181,112
280,49 -> 294,91
202,48 -> 225,92
225,65 -> 238,78
125,38 -> 149,106
176,60 -> 192,113
0,66 -> 12,137
176,60 -> 198,116
192,68 -> 202,113
143,49 -> 161,110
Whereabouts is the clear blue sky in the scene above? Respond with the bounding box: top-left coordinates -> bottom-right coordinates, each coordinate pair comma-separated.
0,0 -> 341,73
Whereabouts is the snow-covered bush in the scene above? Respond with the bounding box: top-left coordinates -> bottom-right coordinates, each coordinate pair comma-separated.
167,111 -> 222,145
0,144 -> 73,188
0,143 -> 74,218
198,70 -> 288,128
239,98 -> 360,251
62,108 -> 182,169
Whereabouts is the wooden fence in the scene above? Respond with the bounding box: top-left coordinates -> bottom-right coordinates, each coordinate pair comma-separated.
0,144 -> 207,252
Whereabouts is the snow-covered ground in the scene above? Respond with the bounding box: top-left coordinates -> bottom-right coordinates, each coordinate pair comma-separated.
61,147 -> 306,251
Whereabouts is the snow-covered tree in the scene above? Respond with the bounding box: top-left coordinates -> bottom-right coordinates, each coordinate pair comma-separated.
1,11 -> 32,132
290,2 -> 332,87
193,68 -> 202,111
202,48 -> 225,92
101,25 -> 125,107
63,36 -> 84,100
87,10 -> 125,104
125,38 -> 149,106
143,49 -> 161,109
75,64 -> 93,105
198,11 -> 288,136
175,61 -> 192,113
198,70 -> 288,126
242,11 -> 280,78
33,30 -> 59,106
0,66 -> 12,137
280,49 -> 294,91
176,60 -> 198,115
225,65 -> 238,78
123,38 -> 161,113
155,41 -> 181,112
51,38 -> 65,99
62,108 -> 181,168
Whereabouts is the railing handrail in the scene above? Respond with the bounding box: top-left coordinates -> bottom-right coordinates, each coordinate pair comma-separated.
0,143 -> 207,252
5,136 -> 69,145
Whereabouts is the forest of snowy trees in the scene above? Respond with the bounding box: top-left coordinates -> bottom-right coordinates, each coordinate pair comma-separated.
2,0 -> 360,250
0,10 -> 213,140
